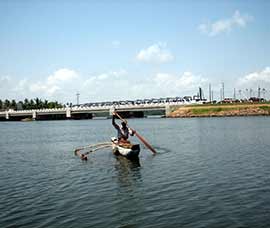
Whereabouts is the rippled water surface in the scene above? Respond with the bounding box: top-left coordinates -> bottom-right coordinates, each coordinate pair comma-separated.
1,117 -> 270,227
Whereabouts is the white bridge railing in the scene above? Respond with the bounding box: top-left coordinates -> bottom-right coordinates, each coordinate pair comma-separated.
0,100 -> 203,119
0,103 -> 167,114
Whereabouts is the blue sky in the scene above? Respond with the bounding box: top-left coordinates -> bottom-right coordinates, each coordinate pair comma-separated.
0,0 -> 270,103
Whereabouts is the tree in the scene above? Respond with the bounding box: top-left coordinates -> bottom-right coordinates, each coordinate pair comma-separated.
0,98 -> 63,110
44,100 -> 48,109
48,102 -> 54,109
29,99 -> 35,109
23,99 -> 29,109
4,99 -> 10,110
35,97 -> 43,109
11,99 -> 17,110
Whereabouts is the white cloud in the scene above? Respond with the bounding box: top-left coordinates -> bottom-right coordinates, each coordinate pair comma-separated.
235,67 -> 270,99
0,69 -> 207,103
47,68 -> 78,85
29,82 -> 61,95
153,72 -> 208,97
0,76 -> 11,88
26,68 -> 79,99
238,67 -> 270,86
13,79 -> 28,92
82,70 -> 130,101
111,69 -> 127,78
4,68 -> 80,102
199,10 -> 253,36
97,74 -> 108,80
82,70 -> 207,101
83,69 -> 127,88
136,42 -> 174,63
5,68 -> 128,102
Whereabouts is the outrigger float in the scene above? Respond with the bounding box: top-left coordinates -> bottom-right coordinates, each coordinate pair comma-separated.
74,139 -> 140,160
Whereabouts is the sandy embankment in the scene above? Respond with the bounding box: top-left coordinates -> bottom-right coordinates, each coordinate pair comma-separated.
168,103 -> 270,118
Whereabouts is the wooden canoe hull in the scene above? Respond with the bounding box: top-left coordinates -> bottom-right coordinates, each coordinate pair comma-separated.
111,137 -> 140,159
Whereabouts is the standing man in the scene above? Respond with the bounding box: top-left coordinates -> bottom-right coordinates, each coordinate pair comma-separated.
112,112 -> 135,143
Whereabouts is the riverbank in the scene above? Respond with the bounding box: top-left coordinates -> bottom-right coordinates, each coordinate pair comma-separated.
168,103 -> 270,118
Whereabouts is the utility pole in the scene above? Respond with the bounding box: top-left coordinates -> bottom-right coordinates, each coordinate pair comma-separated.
222,82 -> 224,100
258,86 -> 261,99
238,90 -> 242,100
220,88 -> 222,102
262,88 -> 266,99
76,92 -> 80,106
233,88 -> 236,100
209,84 -> 211,102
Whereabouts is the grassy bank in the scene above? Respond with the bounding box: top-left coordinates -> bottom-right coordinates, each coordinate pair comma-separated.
168,103 -> 270,118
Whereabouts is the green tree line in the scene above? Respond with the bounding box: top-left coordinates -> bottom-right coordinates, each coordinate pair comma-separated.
0,98 -> 63,111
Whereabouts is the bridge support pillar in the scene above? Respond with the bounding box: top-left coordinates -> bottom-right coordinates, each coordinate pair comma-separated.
32,111 -> 36,120
165,104 -> 171,117
66,108 -> 71,118
5,111 -> 9,120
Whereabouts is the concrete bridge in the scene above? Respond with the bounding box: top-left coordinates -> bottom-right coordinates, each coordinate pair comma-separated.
0,103 -> 172,121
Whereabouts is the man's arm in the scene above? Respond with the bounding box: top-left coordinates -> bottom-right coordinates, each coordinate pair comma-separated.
112,115 -> 119,130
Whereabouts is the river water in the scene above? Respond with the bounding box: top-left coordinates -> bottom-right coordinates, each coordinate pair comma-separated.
0,117 -> 270,227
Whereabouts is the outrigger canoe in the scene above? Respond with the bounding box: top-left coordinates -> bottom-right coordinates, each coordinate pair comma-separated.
111,137 -> 140,159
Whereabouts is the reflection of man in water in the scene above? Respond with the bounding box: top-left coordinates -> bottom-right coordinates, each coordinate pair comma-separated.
112,112 -> 135,143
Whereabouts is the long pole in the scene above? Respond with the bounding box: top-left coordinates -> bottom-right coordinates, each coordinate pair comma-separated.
114,112 -> 157,154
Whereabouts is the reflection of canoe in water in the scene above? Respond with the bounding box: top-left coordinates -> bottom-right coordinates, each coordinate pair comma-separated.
111,137 -> 140,159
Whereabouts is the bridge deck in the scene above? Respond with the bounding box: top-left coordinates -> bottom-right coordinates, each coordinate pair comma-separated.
0,103 -> 174,119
